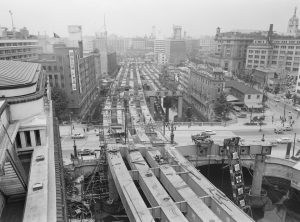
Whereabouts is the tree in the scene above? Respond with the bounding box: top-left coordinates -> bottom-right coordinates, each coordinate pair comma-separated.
51,87 -> 69,119
274,84 -> 280,94
285,90 -> 292,99
213,93 -> 232,119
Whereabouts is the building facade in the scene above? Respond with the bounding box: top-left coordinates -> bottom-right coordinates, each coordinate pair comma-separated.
212,27 -> 256,73
225,80 -> 263,110
188,65 -> 225,120
33,45 -> 97,118
0,39 -> 41,61
165,39 -> 186,65
0,60 -> 66,221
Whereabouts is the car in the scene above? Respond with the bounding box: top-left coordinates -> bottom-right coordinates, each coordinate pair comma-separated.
274,98 -> 281,102
274,128 -> 284,134
283,126 -> 293,131
237,113 -> 247,118
203,130 -> 216,135
71,133 -> 85,139
276,138 -> 292,144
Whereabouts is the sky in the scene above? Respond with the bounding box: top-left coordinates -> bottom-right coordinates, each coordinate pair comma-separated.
1,0 -> 300,38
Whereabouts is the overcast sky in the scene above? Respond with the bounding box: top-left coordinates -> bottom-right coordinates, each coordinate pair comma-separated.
1,0 -> 300,38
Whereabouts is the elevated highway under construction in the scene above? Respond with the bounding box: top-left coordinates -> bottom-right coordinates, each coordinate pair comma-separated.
96,61 -> 255,222
66,60 -> 300,221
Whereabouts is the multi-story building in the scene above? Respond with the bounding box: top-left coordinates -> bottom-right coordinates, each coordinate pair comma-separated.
0,60 -> 66,221
154,39 -> 166,54
107,52 -> 118,75
165,39 -> 186,65
157,53 -> 167,65
188,65 -> 225,120
0,39 -> 41,61
185,38 -> 199,54
68,25 -> 82,47
131,38 -> 146,50
212,27 -> 259,73
82,35 -> 95,53
245,24 -> 300,75
199,36 -> 218,54
32,44 -> 98,118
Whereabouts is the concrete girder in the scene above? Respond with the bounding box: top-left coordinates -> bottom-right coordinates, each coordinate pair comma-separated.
107,151 -> 154,222
127,151 -> 189,222
163,145 -> 254,222
146,150 -> 222,222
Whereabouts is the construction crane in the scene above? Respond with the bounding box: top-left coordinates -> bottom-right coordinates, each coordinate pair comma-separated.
223,137 -> 253,218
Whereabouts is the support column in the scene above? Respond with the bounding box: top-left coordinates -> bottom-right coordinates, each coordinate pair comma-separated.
177,96 -> 183,120
30,131 -> 36,147
251,155 -> 265,196
40,129 -> 46,146
20,131 -> 27,148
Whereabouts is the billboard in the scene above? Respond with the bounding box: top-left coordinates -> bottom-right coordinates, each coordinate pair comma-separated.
69,50 -> 77,91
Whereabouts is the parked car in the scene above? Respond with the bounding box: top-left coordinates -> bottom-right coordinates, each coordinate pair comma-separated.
237,113 -> 247,118
71,133 -> 85,139
274,128 -> 284,134
283,126 -> 293,131
276,137 -> 292,144
203,130 -> 216,135
274,98 -> 281,102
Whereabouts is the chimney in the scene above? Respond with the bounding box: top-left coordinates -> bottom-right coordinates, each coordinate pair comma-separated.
267,24 -> 273,41
78,40 -> 83,58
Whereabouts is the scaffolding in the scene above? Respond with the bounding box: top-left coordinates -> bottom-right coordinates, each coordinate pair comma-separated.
223,137 -> 253,218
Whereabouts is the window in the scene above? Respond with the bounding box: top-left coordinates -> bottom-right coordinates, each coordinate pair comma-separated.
54,66 -> 57,71
272,56 -> 277,59
287,51 -> 293,55
248,60 -> 253,63
249,50 -> 253,53
255,50 -> 260,54
281,46 -> 286,49
288,46 -> 294,49
248,95 -> 251,99
261,56 -> 265,59
272,61 -> 277,64
254,60 -> 259,63
296,46 -> 300,49
260,61 -> 265,64
286,62 -> 292,65
261,50 -> 266,54
280,51 -> 286,54
48,66 -> 52,71
287,56 -> 293,60
293,68 -> 299,71
248,55 -> 253,58
254,55 -> 259,58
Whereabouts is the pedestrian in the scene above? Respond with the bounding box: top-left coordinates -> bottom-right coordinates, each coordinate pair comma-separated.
272,116 -> 274,124
72,125 -> 75,130
83,128 -> 85,133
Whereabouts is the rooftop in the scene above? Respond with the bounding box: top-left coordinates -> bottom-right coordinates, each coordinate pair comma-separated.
225,80 -> 261,94
0,60 -> 40,88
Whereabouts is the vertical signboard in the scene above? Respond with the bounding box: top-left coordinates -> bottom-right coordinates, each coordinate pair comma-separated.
76,54 -> 82,94
69,50 -> 77,91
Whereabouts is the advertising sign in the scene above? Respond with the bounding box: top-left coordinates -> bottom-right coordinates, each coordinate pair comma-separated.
69,50 -> 77,91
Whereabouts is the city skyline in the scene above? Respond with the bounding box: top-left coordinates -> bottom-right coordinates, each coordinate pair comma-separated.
1,0 -> 300,38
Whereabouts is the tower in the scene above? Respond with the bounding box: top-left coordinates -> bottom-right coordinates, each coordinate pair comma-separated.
173,25 -> 182,40
287,7 -> 299,36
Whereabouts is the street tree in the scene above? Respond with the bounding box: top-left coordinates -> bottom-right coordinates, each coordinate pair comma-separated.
51,87 -> 69,120
274,84 -> 280,94
214,93 -> 232,119
285,90 -> 292,99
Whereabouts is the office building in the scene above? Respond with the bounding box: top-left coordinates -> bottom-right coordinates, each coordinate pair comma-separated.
189,65 -> 225,120
68,25 -> 82,47
165,39 -> 186,65
212,27 -> 259,73
173,25 -> 182,40
32,44 -> 98,118
0,39 -> 41,61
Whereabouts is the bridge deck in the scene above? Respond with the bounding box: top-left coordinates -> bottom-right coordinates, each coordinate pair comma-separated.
146,150 -> 223,222
127,151 -> 189,222
164,145 -> 254,222
107,151 -> 154,222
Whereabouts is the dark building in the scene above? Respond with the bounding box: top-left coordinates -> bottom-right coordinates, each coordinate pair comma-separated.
33,44 -> 97,118
165,39 -> 186,65
107,51 -> 118,75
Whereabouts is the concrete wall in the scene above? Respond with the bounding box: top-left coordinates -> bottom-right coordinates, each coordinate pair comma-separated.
10,98 -> 44,121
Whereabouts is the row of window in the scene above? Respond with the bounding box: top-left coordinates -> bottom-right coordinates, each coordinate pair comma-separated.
247,94 -> 260,99
0,54 -> 37,60
15,130 -> 41,148
43,65 -> 63,72
0,42 -> 37,47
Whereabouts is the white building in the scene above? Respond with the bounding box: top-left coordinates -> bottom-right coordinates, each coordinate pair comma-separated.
68,25 -> 82,47
157,53 -> 167,65
287,7 -> 299,37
